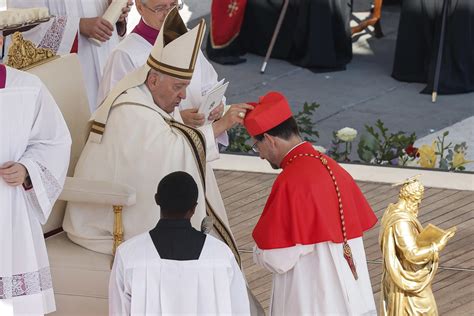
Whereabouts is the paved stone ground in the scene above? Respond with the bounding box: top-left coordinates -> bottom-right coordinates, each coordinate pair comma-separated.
184,1 -> 473,166
415,117 -> 474,170
3,0 -> 472,169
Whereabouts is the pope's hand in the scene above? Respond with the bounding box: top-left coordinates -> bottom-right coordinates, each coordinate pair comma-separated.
208,102 -> 224,121
181,108 -> 205,128
212,103 -> 254,137
80,17 -> 114,42
221,103 -> 254,128
0,162 -> 28,187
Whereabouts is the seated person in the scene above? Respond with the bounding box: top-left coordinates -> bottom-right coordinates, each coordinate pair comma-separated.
392,0 -> 474,94
207,0 -> 352,71
63,7 -> 251,261
98,0 -> 240,149
109,171 -> 250,315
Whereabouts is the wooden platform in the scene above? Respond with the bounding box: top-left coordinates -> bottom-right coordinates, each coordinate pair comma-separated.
216,170 -> 474,315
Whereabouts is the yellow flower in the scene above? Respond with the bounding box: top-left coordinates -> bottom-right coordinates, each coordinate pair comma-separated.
452,151 -> 473,168
418,142 -> 437,168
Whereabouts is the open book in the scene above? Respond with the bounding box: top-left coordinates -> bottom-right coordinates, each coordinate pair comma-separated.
199,79 -> 228,124
416,223 -> 456,247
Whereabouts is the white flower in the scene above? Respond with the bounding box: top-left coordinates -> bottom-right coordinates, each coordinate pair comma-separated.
313,145 -> 327,153
336,127 -> 358,142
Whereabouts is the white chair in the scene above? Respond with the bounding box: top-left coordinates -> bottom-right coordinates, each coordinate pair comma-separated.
25,53 -> 136,315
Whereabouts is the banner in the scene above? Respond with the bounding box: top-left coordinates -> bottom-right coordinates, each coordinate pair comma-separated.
210,0 -> 247,48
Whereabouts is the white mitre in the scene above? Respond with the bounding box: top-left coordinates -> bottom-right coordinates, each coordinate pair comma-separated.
89,7 -> 206,143
0,7 -> 49,28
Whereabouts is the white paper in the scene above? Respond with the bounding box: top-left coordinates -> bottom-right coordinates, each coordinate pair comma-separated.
199,80 -> 228,123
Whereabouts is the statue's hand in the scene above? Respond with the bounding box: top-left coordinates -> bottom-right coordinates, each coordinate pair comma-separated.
435,233 -> 454,252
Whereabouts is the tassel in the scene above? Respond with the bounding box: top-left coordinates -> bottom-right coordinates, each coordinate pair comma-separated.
343,242 -> 358,280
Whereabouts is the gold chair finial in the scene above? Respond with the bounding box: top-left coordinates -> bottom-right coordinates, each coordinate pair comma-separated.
6,32 -> 57,70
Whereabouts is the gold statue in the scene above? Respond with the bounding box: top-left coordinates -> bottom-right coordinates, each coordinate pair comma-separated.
379,176 -> 456,316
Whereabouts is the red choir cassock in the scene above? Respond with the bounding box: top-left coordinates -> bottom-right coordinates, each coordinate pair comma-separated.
244,91 -> 377,259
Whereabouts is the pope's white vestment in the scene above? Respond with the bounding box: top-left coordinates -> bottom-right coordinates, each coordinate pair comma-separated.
97,31 -> 228,149
254,238 -> 377,316
63,84 -> 230,255
0,66 -> 71,315
110,233 -> 250,315
6,0 -> 121,112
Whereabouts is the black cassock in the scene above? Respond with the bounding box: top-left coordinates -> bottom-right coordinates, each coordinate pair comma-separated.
392,0 -> 474,94
207,0 -> 352,71
149,219 -> 206,260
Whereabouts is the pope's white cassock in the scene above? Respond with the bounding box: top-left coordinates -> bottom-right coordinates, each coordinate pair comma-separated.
6,0 -> 121,112
63,84 -> 233,254
110,233 -> 250,315
0,64 -> 71,315
62,9 -> 239,263
97,18 -> 228,149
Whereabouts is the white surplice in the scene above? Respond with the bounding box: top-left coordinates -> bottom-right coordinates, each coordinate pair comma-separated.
6,0 -> 120,112
97,31 -> 229,150
110,233 -> 250,315
63,84 -> 228,254
0,66 -> 71,315
254,238 -> 377,316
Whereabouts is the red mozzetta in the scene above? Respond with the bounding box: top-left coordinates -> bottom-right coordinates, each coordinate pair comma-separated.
253,142 -> 377,249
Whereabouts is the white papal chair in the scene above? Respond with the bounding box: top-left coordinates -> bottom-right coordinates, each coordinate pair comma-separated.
7,34 -> 136,315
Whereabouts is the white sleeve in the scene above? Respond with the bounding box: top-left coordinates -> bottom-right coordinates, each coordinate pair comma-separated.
198,53 -> 229,147
215,130 -> 229,147
97,49 -> 136,106
109,251 -> 131,316
18,83 -> 71,224
229,257 -> 251,315
253,244 -> 315,274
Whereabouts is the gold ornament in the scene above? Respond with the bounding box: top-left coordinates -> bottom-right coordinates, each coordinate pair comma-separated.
6,32 -> 57,70
379,176 -> 456,315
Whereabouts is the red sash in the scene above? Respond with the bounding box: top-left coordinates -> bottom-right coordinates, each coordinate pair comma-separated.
70,34 -> 79,54
0,64 -> 6,89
